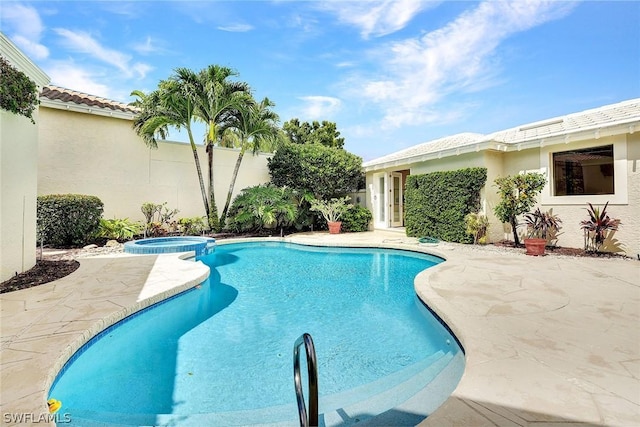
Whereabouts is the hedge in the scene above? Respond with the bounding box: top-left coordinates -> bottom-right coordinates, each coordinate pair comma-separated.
37,194 -> 104,247
341,205 -> 372,232
405,168 -> 487,243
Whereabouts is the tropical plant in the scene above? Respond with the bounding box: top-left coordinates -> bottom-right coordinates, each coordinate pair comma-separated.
523,208 -> 562,242
340,205 -> 373,232
96,218 -> 142,241
131,81 -> 210,222
464,212 -> 489,245
37,194 -> 104,247
268,143 -> 363,199
309,197 -> 352,224
493,173 -> 547,246
218,96 -> 280,228
226,184 -> 297,233
178,217 -> 207,235
580,202 -> 621,252
0,56 -> 39,124
175,65 -> 251,231
140,202 -> 179,237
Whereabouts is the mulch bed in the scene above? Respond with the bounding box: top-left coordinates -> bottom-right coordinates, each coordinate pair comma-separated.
0,260 -> 80,294
492,240 -> 628,258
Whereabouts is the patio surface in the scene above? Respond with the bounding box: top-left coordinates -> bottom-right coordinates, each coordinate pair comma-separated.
1,230 -> 639,426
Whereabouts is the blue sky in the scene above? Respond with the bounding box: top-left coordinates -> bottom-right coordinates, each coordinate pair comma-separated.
2,1 -> 639,161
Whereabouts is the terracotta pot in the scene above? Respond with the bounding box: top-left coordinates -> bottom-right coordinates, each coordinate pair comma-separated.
328,221 -> 342,234
524,238 -> 546,256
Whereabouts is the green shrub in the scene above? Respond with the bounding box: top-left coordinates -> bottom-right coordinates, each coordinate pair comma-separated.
227,184 -> 297,233
405,168 -> 487,243
37,194 -> 104,247
0,56 -> 39,124
341,205 -> 372,232
96,218 -> 142,241
268,143 -> 362,199
178,217 -> 207,235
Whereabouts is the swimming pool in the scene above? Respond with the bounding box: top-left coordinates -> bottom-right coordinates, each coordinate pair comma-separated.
49,242 -> 463,426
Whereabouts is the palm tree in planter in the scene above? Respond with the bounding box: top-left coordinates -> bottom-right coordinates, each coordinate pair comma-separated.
523,208 -> 562,256
310,197 -> 352,234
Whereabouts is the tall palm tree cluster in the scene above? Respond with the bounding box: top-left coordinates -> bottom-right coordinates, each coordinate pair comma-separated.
130,65 -> 281,231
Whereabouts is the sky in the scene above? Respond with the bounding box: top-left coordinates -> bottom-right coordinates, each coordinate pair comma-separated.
2,1 -> 639,161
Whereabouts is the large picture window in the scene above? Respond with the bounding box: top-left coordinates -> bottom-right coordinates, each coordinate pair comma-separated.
553,145 -> 614,196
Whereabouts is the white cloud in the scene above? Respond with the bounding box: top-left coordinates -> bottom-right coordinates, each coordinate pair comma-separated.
217,23 -> 254,32
53,28 -> 152,79
357,1 -> 577,127
320,0 -> 437,38
1,3 -> 49,60
298,96 -> 342,120
54,29 -> 130,72
46,61 -> 111,98
132,63 -> 153,79
132,36 -> 163,55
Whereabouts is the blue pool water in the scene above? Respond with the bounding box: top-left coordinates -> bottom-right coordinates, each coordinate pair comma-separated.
49,242 -> 463,426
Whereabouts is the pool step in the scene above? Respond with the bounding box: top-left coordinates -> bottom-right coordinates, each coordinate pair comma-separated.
63,350 -> 462,426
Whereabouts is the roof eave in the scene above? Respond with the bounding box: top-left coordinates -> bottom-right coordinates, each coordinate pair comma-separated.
40,97 -> 136,120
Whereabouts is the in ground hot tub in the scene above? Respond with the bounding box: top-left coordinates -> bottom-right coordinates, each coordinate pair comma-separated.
124,236 -> 216,256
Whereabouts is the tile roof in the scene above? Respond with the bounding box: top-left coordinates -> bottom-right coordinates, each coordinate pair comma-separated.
363,98 -> 640,169
488,98 -> 640,144
40,85 -> 138,114
363,133 -> 484,167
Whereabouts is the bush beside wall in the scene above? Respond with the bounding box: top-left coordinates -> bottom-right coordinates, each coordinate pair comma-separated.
37,194 -> 104,247
405,167 -> 487,243
341,205 -> 372,232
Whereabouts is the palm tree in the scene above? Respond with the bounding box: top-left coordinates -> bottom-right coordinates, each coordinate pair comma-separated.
130,81 -> 210,221
174,65 -> 250,231
218,96 -> 280,227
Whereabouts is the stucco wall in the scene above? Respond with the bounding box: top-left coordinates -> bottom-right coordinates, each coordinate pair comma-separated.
537,134 -> 639,256
1,110 -> 39,281
38,107 -> 271,225
500,135 -> 639,256
1,33 -> 49,282
366,133 -> 638,256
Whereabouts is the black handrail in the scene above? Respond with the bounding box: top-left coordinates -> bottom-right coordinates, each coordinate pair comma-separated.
293,333 -> 318,427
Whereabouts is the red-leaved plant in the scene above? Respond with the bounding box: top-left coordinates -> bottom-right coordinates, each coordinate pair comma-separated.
580,202 -> 621,253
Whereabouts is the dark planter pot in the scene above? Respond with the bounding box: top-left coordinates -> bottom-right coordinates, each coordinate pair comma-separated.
328,221 -> 342,234
524,238 -> 546,256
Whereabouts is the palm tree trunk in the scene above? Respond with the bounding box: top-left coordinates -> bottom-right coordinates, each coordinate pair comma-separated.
206,143 -> 219,232
187,127 -> 210,221
219,147 -> 245,227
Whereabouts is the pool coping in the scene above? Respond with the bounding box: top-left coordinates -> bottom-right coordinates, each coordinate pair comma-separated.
1,232 -> 639,426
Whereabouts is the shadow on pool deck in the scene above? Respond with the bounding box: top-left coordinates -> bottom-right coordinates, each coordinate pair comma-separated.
0,231 -> 638,426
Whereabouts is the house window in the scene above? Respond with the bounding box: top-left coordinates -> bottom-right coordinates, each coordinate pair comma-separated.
553,145 -> 614,196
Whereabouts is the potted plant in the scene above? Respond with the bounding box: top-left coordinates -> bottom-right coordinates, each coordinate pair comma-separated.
523,208 -> 562,256
310,196 -> 352,234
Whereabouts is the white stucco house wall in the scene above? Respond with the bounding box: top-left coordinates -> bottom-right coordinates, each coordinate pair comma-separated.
363,99 -> 640,257
0,33 -> 50,281
37,86 -> 272,223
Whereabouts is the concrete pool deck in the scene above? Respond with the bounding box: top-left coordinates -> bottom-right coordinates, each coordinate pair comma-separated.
1,231 -> 639,426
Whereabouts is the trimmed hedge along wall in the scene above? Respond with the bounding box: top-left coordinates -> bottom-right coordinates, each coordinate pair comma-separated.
405,167 -> 487,243
37,194 -> 104,247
